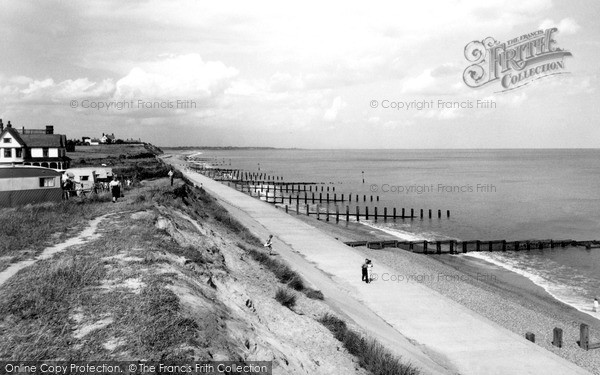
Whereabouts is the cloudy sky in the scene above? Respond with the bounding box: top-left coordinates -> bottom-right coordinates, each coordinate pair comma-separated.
0,0 -> 598,148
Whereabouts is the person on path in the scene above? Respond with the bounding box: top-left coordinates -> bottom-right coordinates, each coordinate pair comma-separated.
109,175 -> 122,203
594,298 -> 599,313
168,169 -> 174,186
366,259 -> 373,283
264,234 -> 275,255
362,259 -> 369,282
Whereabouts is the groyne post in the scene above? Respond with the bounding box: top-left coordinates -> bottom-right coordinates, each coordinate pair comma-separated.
526,332 -> 535,343
552,328 -> 563,348
580,324 -> 589,350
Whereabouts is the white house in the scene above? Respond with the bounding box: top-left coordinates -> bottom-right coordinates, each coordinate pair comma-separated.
0,120 -> 71,170
101,133 -> 115,144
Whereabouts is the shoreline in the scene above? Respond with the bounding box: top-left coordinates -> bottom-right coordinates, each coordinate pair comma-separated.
177,152 -> 600,373
270,203 -> 600,373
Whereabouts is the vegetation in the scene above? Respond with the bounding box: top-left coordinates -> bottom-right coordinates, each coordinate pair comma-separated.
275,288 -> 297,309
0,199 -> 111,264
237,243 -> 324,300
319,314 -> 420,375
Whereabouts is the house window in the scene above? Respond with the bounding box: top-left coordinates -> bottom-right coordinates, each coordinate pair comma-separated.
3,138 -> 10,143
42,148 -> 49,157
16,148 -> 22,158
81,176 -> 89,181
3,149 -> 11,158
39,177 -> 56,187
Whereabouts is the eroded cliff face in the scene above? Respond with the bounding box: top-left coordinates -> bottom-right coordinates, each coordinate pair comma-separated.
0,180 -> 366,375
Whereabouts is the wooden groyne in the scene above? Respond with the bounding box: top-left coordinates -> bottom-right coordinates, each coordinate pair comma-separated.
186,160 -> 452,222
344,239 -> 600,253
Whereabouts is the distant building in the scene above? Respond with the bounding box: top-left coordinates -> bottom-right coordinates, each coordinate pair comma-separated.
0,166 -> 63,207
0,119 -> 71,170
101,133 -> 115,144
82,137 -> 100,146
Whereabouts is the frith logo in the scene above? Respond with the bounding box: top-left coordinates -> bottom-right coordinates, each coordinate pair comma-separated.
463,28 -> 572,92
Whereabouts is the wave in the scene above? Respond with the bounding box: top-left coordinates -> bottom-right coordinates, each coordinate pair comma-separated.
464,252 -> 600,321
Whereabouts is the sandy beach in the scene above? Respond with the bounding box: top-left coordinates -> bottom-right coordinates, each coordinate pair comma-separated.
282,208 -> 600,374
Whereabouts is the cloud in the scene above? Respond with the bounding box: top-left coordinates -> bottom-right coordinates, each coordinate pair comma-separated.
401,65 -> 462,95
323,96 -> 346,122
268,72 -> 305,92
539,18 -> 581,35
17,77 -> 115,103
114,54 -> 238,101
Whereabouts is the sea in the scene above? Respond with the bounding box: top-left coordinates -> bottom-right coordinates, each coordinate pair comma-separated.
191,149 -> 600,318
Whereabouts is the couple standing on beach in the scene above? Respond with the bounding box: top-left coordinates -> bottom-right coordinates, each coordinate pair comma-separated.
362,259 -> 373,283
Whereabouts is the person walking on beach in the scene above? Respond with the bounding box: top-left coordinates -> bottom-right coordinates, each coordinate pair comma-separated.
109,175 -> 122,203
264,234 -> 275,255
594,298 -> 599,313
366,259 -> 373,283
168,169 -> 174,186
362,259 -> 369,282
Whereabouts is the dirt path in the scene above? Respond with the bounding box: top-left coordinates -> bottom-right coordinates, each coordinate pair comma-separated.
0,213 -> 118,288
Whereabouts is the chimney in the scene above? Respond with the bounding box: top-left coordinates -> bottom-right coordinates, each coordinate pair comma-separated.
7,121 -> 12,128
46,125 -> 54,134
0,119 -> 3,131
22,126 -> 25,134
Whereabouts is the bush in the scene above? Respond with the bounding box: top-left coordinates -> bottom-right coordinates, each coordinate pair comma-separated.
275,288 -> 296,309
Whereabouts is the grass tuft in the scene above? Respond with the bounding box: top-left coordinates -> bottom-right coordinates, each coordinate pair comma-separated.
319,313 -> 420,375
275,288 -> 297,309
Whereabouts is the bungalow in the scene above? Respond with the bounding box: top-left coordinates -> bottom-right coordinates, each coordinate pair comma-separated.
0,166 -> 63,207
0,119 -> 71,171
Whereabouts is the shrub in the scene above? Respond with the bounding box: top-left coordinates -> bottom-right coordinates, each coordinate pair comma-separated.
275,288 -> 296,309
287,275 -> 305,291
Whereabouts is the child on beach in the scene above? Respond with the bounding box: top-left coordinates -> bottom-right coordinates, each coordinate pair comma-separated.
264,235 -> 275,255
366,259 -> 373,283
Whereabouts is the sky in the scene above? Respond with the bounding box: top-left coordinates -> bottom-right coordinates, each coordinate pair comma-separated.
0,0 -> 598,148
